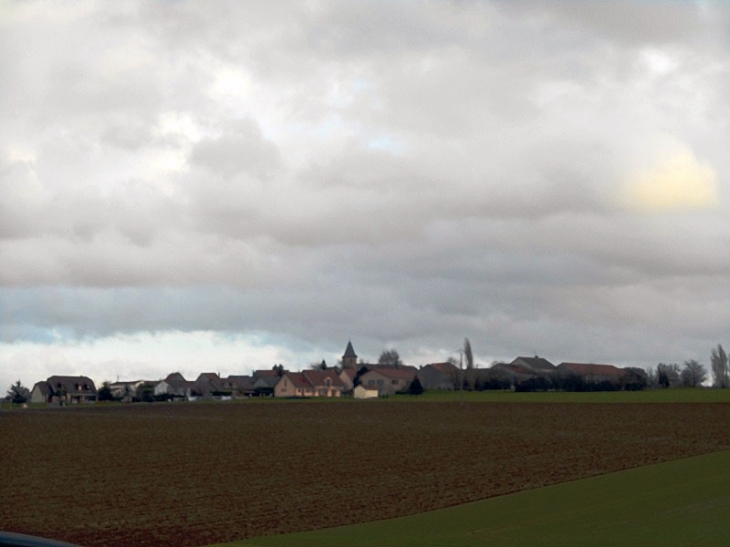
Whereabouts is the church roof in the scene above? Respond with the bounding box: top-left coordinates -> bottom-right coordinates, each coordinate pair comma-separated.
343,341 -> 357,359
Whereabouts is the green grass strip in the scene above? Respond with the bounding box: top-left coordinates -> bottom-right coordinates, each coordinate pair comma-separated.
218,449 -> 730,547
387,388 -> 730,403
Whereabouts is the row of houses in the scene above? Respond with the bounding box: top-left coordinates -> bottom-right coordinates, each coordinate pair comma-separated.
28,344 -> 633,404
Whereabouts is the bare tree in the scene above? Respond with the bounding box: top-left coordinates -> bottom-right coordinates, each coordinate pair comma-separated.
644,366 -> 658,389
710,344 -> 729,388
657,363 -> 680,388
680,360 -> 707,387
310,360 -> 327,370
378,349 -> 403,367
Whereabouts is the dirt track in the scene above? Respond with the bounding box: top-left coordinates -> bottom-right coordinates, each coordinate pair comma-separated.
3,401 -> 730,546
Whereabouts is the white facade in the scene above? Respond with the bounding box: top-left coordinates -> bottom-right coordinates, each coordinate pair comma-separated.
353,385 -> 379,399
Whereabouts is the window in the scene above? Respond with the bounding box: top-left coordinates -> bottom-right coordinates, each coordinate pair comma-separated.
392,380 -> 398,385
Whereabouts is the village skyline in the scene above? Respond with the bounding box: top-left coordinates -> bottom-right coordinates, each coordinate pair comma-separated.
10,338 -> 724,401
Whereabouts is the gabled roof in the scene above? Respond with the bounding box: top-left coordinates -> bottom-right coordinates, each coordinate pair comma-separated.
343,341 -> 357,359
47,376 -> 98,394
422,362 -> 459,374
511,356 -> 555,371
222,376 -> 255,391
361,367 -> 416,381
255,375 -> 280,389
278,372 -> 311,390
277,370 -> 346,392
253,369 -> 285,379
196,372 -> 221,382
32,381 -> 51,396
491,363 -> 536,377
558,363 -> 626,377
303,369 -> 345,388
367,364 -> 418,373
164,374 -> 195,389
340,368 -> 358,381
195,373 -> 225,391
165,372 -> 188,384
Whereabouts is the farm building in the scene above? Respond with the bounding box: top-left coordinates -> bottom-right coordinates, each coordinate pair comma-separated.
557,362 -> 627,385
418,362 -> 460,390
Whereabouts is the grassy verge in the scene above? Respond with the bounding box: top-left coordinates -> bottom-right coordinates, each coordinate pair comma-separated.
386,388 -> 730,403
7,389 -> 730,412
217,448 -> 730,547
247,388 -> 730,404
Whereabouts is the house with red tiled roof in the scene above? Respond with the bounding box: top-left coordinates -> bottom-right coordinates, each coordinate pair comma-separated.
274,372 -> 312,398
273,369 -> 345,398
304,369 -> 345,397
359,366 -> 416,396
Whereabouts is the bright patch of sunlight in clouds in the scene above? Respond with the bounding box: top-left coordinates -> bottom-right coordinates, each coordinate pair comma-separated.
623,140 -> 719,212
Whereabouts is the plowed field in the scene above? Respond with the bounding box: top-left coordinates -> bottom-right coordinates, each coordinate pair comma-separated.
3,402 -> 730,547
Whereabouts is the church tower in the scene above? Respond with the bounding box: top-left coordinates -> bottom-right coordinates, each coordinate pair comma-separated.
342,341 -> 358,369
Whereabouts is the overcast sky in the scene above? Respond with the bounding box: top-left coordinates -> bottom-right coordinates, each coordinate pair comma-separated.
2,0 -> 730,391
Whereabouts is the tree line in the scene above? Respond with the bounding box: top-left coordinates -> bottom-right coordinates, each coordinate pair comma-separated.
648,344 -> 729,389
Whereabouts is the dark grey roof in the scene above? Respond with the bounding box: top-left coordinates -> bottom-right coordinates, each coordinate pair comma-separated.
47,375 -> 98,394
343,341 -> 357,359
32,381 -> 51,396
511,356 -> 555,371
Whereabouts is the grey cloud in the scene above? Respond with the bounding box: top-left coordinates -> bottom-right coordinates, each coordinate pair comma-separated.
190,119 -> 281,179
505,1 -> 714,46
0,161 -> 42,239
101,123 -> 154,151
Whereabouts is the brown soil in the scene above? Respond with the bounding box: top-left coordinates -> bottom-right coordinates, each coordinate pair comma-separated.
2,402 -> 730,546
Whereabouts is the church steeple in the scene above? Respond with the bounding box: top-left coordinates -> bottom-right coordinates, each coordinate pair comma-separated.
342,341 -> 358,369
